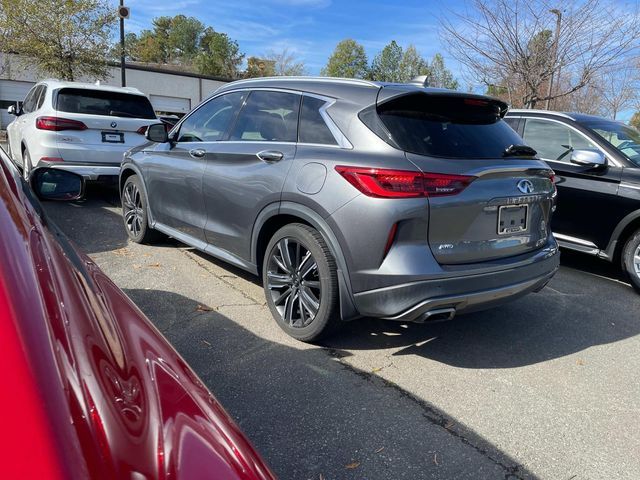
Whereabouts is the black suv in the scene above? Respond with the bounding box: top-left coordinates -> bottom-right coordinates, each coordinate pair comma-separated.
505,110 -> 640,291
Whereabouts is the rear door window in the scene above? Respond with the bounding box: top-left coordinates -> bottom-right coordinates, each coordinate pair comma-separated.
366,93 -> 522,158
56,88 -> 156,119
21,86 -> 41,114
229,91 -> 300,142
523,118 -> 599,162
299,96 -> 338,145
177,92 -> 247,143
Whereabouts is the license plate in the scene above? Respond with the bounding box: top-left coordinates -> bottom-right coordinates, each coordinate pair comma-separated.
101,132 -> 124,143
498,204 -> 528,235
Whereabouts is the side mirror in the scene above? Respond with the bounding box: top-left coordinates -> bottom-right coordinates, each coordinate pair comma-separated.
145,123 -> 169,143
7,104 -> 18,116
570,149 -> 607,168
30,168 -> 84,201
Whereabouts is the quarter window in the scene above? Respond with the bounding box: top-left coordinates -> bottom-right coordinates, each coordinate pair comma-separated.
299,96 -> 338,145
229,91 -> 300,142
523,118 -> 599,161
177,92 -> 247,142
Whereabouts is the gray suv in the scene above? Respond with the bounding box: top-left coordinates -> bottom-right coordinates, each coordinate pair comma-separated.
120,77 -> 559,341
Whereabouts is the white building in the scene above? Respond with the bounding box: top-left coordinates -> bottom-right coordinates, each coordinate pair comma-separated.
0,53 -> 229,129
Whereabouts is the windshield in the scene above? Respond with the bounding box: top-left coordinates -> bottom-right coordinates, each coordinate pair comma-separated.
582,119 -> 640,167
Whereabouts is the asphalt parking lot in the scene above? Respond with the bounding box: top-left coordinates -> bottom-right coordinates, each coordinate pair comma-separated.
41,182 -> 640,480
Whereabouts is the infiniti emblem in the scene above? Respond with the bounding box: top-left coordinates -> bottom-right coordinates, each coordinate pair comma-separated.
110,121 -> 117,128
517,179 -> 534,194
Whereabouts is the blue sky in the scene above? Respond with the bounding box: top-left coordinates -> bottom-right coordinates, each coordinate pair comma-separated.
123,0 -> 466,78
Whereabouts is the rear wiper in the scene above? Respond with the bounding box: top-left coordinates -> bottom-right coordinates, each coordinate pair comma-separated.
109,110 -> 136,118
503,144 -> 537,157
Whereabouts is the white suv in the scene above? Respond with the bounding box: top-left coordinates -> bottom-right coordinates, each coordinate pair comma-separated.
6,80 -> 159,180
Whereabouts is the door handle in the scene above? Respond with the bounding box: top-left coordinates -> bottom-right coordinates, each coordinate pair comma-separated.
189,148 -> 206,158
256,150 -> 284,163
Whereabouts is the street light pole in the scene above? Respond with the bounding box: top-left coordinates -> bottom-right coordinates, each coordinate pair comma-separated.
545,9 -> 562,110
119,0 -> 126,87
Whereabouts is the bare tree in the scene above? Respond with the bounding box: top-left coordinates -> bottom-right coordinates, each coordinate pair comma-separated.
441,0 -> 640,108
598,66 -> 638,120
266,48 -> 306,76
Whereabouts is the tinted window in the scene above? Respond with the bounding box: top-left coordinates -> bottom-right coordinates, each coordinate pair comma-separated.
523,119 -> 599,161
229,91 -> 300,142
503,116 -> 519,132
56,88 -> 156,119
370,93 -> 521,158
299,96 -> 338,145
22,86 -> 40,114
177,92 -> 246,143
36,86 -> 47,110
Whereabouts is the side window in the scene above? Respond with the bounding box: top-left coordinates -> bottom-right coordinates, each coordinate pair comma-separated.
503,116 -> 520,133
36,86 -> 47,110
21,86 -> 40,114
229,91 -> 300,142
299,96 -> 338,145
523,118 -> 599,161
177,92 -> 246,142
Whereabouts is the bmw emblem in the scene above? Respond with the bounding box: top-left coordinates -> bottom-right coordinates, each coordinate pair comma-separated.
110,121 -> 117,128
517,179 -> 534,194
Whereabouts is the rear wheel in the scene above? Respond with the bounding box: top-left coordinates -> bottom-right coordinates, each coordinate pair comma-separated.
263,223 -> 340,342
622,229 -> 640,293
122,175 -> 162,244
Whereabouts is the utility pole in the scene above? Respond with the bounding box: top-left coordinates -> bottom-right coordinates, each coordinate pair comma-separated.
545,9 -> 562,110
118,1 -> 130,87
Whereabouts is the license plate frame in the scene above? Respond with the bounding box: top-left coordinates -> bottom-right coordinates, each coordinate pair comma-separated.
498,204 -> 528,235
101,131 -> 124,144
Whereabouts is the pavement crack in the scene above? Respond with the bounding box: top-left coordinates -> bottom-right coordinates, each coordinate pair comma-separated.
324,347 -> 528,480
182,250 -> 260,305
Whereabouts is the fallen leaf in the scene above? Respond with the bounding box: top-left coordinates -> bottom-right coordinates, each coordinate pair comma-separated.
345,461 -> 360,469
372,367 -> 383,373
374,447 -> 384,453
148,262 -> 161,268
196,304 -> 213,312
576,358 -> 585,366
444,420 -> 454,429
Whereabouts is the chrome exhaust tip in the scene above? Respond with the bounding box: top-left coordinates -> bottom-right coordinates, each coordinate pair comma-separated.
415,307 -> 456,323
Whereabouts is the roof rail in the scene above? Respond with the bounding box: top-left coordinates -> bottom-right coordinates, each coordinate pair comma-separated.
221,76 -> 379,88
507,109 -> 573,119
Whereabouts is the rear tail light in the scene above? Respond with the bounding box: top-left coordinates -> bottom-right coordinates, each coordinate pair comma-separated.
36,116 -> 87,131
136,126 -> 148,135
335,166 -> 475,198
40,156 -> 64,162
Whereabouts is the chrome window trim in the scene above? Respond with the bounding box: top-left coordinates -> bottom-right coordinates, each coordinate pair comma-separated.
517,115 -> 622,168
302,92 -> 352,149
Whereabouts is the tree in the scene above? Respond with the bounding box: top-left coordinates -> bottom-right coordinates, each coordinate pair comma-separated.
630,112 -> 640,130
168,15 -> 204,62
195,28 -> 244,78
245,56 -> 276,78
398,45 -> 429,82
0,0 -> 116,80
369,40 -> 403,82
598,67 -> 638,120
321,39 -> 369,78
441,0 -> 640,108
266,48 -> 306,76
425,53 -> 459,89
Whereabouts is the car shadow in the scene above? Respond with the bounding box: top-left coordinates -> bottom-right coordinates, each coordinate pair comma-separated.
124,287 -> 540,480
323,260 -> 640,369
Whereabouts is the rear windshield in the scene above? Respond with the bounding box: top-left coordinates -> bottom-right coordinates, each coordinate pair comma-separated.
56,88 -> 156,119
365,93 -> 523,159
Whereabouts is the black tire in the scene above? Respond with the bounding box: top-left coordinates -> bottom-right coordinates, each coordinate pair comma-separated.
22,148 -> 32,181
262,223 -> 341,342
121,175 -> 162,244
621,229 -> 640,293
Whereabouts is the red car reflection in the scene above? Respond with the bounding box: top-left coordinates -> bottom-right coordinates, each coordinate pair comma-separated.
0,147 -> 275,480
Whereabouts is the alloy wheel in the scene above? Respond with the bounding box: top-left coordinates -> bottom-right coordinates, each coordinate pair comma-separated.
122,181 -> 144,237
634,244 -> 640,278
266,238 -> 321,328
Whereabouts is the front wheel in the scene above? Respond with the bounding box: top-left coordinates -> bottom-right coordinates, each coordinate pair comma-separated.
622,229 -> 640,293
262,223 -> 340,342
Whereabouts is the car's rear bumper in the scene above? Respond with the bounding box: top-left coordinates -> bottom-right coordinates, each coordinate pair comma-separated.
39,161 -> 120,180
352,243 -> 560,322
